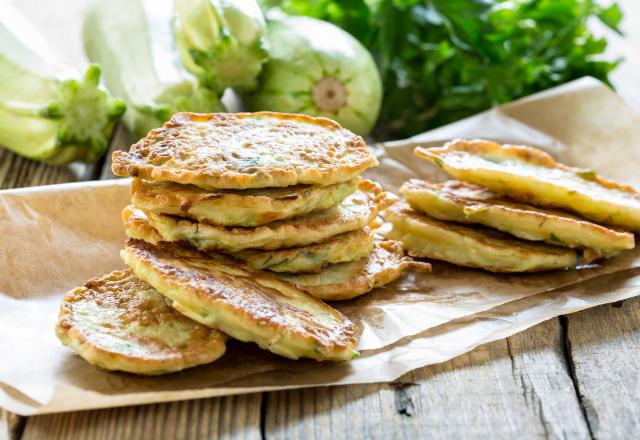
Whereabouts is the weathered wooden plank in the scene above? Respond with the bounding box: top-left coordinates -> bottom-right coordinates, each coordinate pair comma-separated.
559,3 -> 640,438
0,149 -> 84,191
21,394 -> 263,440
564,297 -> 640,439
0,409 -> 24,440
264,319 -> 590,439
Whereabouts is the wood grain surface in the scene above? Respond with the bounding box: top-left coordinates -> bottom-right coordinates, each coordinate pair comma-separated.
2,1 -> 639,439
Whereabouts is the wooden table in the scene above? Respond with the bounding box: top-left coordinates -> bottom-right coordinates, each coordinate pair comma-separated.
2,2 -> 640,438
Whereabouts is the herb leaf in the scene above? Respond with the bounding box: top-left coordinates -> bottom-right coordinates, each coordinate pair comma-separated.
265,0 -> 622,139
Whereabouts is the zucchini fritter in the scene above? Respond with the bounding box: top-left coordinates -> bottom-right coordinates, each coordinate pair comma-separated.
141,180 -> 397,252
401,179 -> 634,259
384,203 -> 578,273
131,178 -> 358,227
121,239 -> 359,361
112,112 -> 378,189
415,139 -> 640,231
235,228 -> 375,273
123,205 -> 375,273
278,240 -> 431,301
55,269 -> 227,375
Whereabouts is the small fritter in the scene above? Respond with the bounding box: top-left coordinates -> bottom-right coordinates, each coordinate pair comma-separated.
131,178 -> 358,227
278,240 -> 431,301
235,228 -> 375,273
415,139 -> 640,231
55,269 -> 227,375
384,203 -> 578,273
112,112 -> 378,189
121,239 -> 359,361
123,206 -> 375,273
401,179 -> 634,259
139,180 -> 397,252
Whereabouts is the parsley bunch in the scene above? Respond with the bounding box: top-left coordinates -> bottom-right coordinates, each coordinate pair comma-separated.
265,0 -> 623,138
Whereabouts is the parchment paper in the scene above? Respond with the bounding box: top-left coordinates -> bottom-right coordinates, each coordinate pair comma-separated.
2,77 -> 640,415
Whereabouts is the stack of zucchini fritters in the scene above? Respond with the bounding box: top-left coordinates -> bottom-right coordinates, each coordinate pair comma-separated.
385,139 -> 639,273
56,112 -> 428,375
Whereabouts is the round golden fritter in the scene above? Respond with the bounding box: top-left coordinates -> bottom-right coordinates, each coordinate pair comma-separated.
121,239 -> 359,361
401,179 -> 634,260
140,180 -> 397,252
235,228 -> 375,273
384,203 -> 578,273
415,139 -> 640,231
112,112 -> 378,189
131,177 -> 358,227
278,240 -> 431,301
55,269 -> 227,375
123,206 -> 375,273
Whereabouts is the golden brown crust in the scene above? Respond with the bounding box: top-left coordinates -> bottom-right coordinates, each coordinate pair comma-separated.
112,112 -> 378,189
385,203 -> 578,272
279,241 -> 431,301
134,180 -> 397,252
401,179 -> 634,254
234,228 -> 375,273
121,239 -> 359,361
387,203 -> 575,255
55,269 -> 227,375
122,205 -> 164,244
414,139 -> 640,231
403,179 -> 496,204
416,139 -> 640,195
123,206 -> 376,273
400,179 -> 634,242
131,177 -> 358,226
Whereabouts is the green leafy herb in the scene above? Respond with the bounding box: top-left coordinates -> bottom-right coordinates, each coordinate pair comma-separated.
549,232 -> 562,243
265,0 -> 622,139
